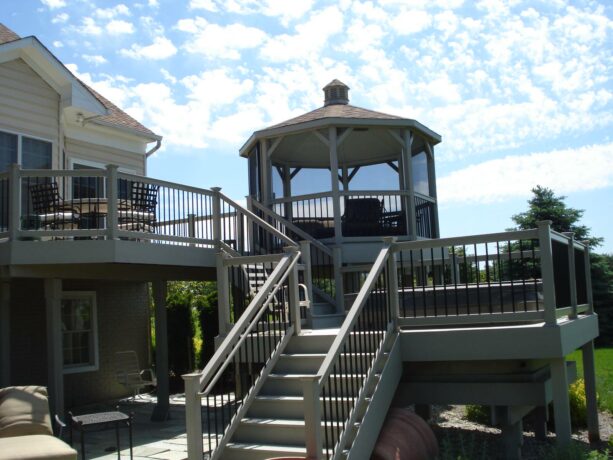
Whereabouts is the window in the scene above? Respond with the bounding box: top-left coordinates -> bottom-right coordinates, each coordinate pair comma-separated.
72,163 -> 104,199
412,152 -> 430,196
0,130 -> 52,171
61,292 -> 98,374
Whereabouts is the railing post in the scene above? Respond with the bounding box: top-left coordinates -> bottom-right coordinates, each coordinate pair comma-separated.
106,164 -> 118,240
384,237 -> 400,322
563,232 -> 577,319
216,251 -> 231,337
582,242 -> 594,315
333,245 -> 344,314
187,213 -> 196,246
300,240 -> 314,308
182,372 -> 204,460
8,164 -> 21,241
287,246 -> 302,335
302,377 -> 322,460
538,221 -> 557,325
211,187 -> 222,244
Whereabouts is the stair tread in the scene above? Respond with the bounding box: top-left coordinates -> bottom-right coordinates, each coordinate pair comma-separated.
241,417 -> 345,427
226,442 -> 307,453
280,353 -> 327,358
254,395 -> 354,402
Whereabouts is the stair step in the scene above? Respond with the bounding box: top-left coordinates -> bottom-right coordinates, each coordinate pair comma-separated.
311,313 -> 345,328
275,353 -> 326,373
224,442 -> 306,460
234,418 -> 343,448
284,333 -> 336,354
248,395 -> 354,419
261,373 -> 378,397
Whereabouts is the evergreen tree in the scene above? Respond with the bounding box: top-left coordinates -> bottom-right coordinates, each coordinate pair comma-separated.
512,185 -> 603,247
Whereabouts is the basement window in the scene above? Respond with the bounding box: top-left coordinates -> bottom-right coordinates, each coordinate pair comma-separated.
61,291 -> 99,374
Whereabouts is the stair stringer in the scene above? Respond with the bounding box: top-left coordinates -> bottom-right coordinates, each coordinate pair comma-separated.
345,333 -> 402,460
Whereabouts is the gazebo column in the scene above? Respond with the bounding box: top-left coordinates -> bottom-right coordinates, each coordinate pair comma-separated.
0,279 -> 10,387
425,142 -> 440,238
260,140 -> 273,206
329,127 -> 345,312
152,280 -> 170,421
282,165 -> 292,220
44,278 -> 64,418
402,130 -> 416,239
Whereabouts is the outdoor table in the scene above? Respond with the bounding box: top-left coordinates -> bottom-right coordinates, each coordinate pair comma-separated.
68,198 -> 108,229
69,409 -> 133,460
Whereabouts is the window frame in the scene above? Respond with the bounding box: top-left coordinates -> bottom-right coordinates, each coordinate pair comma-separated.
0,128 -> 54,171
61,291 -> 99,375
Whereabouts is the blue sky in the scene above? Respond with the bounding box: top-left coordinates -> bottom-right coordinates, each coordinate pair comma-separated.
4,0 -> 613,252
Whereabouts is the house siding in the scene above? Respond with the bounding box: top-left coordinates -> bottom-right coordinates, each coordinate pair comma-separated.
65,138 -> 145,175
9,278 -> 151,407
0,58 -> 60,167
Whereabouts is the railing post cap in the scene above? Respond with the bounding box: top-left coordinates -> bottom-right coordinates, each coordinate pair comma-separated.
563,232 -> 575,239
105,164 -> 119,170
211,187 -> 222,192
182,372 -> 202,380
283,245 -> 299,253
382,236 -> 397,244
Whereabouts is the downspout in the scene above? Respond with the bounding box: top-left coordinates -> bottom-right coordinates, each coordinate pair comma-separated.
144,139 -> 162,176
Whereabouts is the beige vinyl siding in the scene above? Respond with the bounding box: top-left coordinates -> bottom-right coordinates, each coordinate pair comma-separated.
65,138 -> 145,175
0,58 -> 59,166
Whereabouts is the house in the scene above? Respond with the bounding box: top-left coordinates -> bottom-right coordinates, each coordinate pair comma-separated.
0,23 -> 166,415
0,22 -> 600,460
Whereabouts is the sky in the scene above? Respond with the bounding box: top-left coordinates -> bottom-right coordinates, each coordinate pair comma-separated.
4,0 -> 613,252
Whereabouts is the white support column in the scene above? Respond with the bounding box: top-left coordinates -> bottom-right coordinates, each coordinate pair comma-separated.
581,341 -> 600,442
550,358 -> 571,446
0,279 -> 10,387
182,372 -> 204,460
384,238 -> 400,321
563,233 -> 577,319
333,246 -> 344,314
329,127 -> 342,244
424,142 -> 440,238
287,248 -> 302,335
402,131 -> 416,239
538,221 -> 557,325
44,278 -> 64,418
152,280 -> 170,421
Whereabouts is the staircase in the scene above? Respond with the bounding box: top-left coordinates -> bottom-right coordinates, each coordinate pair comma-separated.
225,328 -> 400,460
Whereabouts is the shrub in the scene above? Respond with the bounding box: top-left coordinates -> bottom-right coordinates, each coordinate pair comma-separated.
568,378 -> 599,428
464,405 -> 491,425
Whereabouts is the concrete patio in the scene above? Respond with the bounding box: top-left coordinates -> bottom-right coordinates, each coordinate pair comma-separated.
65,394 -> 189,460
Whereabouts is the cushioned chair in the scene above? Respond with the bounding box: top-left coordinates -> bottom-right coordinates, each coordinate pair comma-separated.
0,386 -> 77,460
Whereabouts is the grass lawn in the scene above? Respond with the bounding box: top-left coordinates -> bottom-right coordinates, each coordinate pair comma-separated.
567,347 -> 613,413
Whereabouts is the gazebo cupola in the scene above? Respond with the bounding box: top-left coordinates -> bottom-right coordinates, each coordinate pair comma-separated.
240,79 -> 442,250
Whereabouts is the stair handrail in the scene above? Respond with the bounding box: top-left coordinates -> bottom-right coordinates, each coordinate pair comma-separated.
184,246 -> 302,459
249,197 -> 333,257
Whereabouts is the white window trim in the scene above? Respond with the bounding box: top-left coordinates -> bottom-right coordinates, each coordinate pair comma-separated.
61,291 -> 99,375
68,157 -> 138,174
0,128 -> 54,167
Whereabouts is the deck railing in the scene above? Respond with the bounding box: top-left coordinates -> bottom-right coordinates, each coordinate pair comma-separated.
270,190 -> 437,240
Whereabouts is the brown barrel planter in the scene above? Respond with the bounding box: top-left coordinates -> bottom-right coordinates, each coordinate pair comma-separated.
371,408 -> 439,460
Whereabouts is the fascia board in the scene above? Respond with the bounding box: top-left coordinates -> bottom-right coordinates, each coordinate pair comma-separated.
239,117 -> 442,157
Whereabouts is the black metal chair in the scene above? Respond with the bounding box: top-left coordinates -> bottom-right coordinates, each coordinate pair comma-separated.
29,181 -> 80,230
118,182 -> 159,233
342,197 -> 384,236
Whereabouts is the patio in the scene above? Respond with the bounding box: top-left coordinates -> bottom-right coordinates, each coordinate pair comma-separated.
66,394 -> 190,460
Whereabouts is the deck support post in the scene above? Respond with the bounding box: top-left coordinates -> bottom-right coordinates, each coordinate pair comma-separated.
533,406 -> 548,441
182,373 -> 204,460
501,419 -> 523,460
303,377 -> 322,460
0,279 -> 10,387
44,278 -> 64,419
538,221 -> 557,325
333,245 -> 344,314
152,280 -> 170,421
581,340 -> 600,442
550,358 -> 571,446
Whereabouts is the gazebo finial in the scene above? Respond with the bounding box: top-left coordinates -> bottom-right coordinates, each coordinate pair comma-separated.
323,79 -> 350,106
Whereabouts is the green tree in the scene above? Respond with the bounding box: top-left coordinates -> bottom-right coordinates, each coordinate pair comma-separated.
512,185 -> 603,247
512,186 -> 612,345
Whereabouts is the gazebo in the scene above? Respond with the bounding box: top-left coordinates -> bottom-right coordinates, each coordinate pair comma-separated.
240,79 -> 442,252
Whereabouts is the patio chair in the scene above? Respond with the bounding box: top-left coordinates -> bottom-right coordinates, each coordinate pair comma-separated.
29,182 -> 80,230
342,197 -> 384,237
114,351 -> 157,399
118,182 -> 159,233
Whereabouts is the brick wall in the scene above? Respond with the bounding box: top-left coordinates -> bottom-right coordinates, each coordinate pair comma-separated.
9,279 -> 151,407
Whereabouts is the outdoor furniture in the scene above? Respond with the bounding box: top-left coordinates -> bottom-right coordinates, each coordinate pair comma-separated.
114,351 -> 157,399
0,386 -> 77,460
68,409 -> 133,460
29,182 -> 80,230
118,182 -> 158,232
342,197 -> 384,237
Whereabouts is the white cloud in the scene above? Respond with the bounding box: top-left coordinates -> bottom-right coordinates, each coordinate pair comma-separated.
189,0 -> 218,11
40,0 -> 65,9
76,17 -> 103,36
52,40 -> 63,48
120,36 -> 177,60
438,143 -> 613,204
390,9 -> 432,34
51,12 -> 69,23
106,20 -> 135,35
95,4 -> 131,19
82,54 -> 108,65
160,69 -> 177,84
177,17 -> 267,60
148,0 -> 159,7
189,0 -> 314,24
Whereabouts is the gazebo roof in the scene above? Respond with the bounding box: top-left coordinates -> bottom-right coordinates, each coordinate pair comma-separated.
239,80 -> 441,166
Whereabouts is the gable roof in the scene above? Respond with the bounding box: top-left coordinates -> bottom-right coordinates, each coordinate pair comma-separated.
0,24 -> 160,141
